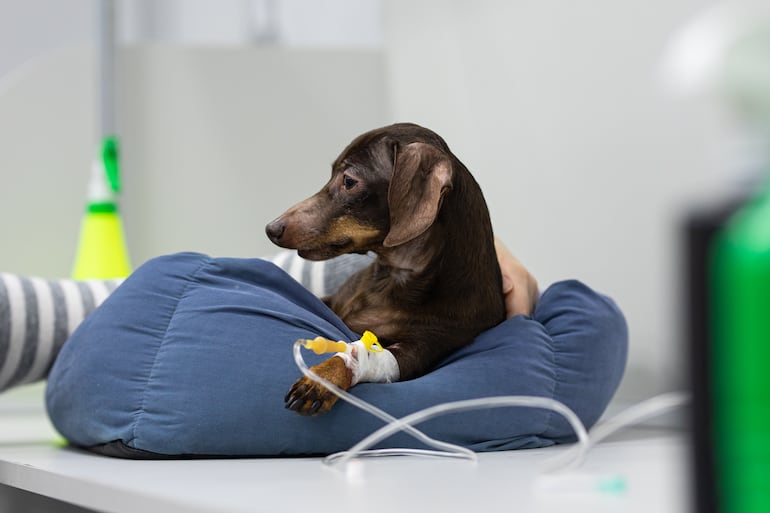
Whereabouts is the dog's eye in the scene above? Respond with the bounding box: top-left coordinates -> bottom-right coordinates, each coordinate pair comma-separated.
343,175 -> 359,190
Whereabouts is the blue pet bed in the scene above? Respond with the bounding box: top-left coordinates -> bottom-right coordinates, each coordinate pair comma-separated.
45,252 -> 627,458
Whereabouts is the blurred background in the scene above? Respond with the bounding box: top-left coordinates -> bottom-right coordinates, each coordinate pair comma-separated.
0,0 -> 768,406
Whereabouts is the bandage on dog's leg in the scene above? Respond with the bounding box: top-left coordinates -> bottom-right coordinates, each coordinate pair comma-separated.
286,331 -> 399,415
336,341 -> 400,386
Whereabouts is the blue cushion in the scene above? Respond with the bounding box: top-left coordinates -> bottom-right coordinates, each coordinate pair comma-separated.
45,253 -> 627,457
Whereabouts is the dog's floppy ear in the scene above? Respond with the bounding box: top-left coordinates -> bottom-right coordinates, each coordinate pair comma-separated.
384,142 -> 453,248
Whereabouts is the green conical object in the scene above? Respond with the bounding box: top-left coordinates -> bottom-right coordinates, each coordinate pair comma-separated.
72,136 -> 131,279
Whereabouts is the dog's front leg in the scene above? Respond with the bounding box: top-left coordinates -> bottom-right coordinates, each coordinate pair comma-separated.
285,335 -> 400,415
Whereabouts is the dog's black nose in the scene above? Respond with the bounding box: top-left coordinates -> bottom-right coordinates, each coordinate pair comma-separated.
266,219 -> 285,242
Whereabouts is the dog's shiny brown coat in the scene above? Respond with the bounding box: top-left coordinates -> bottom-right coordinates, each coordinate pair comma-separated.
266,123 -> 505,415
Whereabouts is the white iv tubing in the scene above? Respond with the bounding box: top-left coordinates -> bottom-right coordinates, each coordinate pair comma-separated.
325,395 -> 591,469
293,340 -> 690,473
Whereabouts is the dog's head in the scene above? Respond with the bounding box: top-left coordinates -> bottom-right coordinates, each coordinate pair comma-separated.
266,123 -> 456,261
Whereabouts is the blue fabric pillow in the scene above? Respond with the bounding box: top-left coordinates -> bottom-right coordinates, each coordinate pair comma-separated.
45,253 -> 627,458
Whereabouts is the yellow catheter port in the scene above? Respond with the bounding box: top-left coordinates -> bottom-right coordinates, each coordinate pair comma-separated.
360,330 -> 383,352
299,331 -> 383,355
301,337 -> 349,355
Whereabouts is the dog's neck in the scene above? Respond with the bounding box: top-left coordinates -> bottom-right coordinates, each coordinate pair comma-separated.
379,229 -> 439,270
375,230 -> 443,286
374,167 -> 499,298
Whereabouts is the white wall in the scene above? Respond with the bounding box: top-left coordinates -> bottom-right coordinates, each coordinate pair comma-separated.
118,0 -> 382,47
0,0 -> 95,278
0,0 -> 92,79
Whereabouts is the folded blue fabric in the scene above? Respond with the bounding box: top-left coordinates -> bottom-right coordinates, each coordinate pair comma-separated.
46,253 -> 627,458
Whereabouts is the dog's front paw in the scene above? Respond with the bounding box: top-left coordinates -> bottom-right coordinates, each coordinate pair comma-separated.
284,376 -> 339,415
284,356 -> 352,416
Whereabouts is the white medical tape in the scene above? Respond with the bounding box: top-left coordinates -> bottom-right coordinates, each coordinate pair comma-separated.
336,340 -> 399,386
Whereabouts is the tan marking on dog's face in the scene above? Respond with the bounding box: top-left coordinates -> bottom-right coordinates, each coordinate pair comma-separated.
326,216 -> 384,248
269,203 -> 385,261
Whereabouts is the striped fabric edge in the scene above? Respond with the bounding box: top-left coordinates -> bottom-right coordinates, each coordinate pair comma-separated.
0,273 -> 123,391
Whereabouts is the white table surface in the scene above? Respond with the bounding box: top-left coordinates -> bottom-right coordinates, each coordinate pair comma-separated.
0,385 -> 691,513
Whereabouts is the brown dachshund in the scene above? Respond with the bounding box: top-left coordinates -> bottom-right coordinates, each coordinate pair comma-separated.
266,123 -> 506,415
